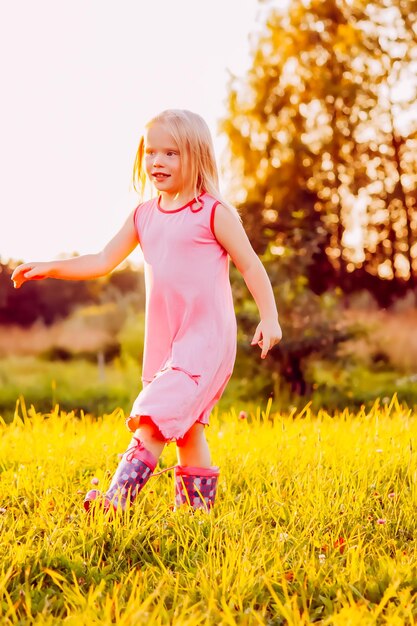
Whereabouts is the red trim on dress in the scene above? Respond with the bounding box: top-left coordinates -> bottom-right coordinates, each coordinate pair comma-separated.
157,193 -> 205,214
133,203 -> 143,242
210,201 -> 220,237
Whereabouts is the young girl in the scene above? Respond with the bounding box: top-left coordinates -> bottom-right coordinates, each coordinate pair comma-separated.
11,109 -> 282,513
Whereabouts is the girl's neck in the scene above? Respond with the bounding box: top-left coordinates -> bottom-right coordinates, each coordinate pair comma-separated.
158,190 -> 196,212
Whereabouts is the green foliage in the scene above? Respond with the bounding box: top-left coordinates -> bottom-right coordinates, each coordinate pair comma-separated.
116,311 -> 146,363
0,262 -> 145,327
231,248 -> 358,402
310,360 -> 417,411
0,402 -> 416,623
0,357 -> 141,422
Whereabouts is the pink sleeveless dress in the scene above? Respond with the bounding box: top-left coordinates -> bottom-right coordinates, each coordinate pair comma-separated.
130,192 -> 237,441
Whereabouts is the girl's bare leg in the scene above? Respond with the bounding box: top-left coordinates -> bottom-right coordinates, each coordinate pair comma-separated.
174,424 -> 219,509
133,422 -> 166,459
176,422 -> 211,468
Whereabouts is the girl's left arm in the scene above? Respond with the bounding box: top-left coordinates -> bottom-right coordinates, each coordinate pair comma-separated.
214,204 -> 282,358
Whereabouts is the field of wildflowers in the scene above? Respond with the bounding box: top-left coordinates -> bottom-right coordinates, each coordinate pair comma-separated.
0,396 -> 416,624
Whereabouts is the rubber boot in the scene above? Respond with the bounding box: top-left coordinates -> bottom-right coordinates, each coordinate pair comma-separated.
84,437 -> 157,512
174,465 -> 219,511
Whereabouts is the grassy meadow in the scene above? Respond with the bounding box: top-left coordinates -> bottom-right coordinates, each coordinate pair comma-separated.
0,397 -> 416,624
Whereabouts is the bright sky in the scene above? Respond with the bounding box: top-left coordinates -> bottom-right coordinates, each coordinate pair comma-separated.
0,0 -> 275,265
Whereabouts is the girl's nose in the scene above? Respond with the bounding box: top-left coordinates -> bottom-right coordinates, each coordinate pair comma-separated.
152,154 -> 164,167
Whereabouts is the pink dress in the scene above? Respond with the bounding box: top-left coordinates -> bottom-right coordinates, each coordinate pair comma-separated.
130,192 -> 237,441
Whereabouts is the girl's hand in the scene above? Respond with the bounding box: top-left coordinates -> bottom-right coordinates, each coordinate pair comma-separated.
11,262 -> 52,289
251,319 -> 283,359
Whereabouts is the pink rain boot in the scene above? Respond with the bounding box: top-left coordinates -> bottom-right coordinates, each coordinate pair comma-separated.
84,437 -> 157,513
174,465 -> 220,511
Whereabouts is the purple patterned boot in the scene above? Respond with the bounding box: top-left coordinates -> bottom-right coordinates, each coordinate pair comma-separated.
84,437 -> 157,513
174,465 -> 220,511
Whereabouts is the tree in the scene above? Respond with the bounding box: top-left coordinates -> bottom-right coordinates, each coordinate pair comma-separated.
360,0 -> 417,291
223,0 -> 380,288
223,0 -> 417,305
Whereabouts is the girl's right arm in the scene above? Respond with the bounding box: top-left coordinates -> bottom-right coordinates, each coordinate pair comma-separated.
11,209 -> 139,289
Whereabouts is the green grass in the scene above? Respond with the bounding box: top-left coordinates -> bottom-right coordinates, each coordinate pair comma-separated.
0,356 -> 142,420
0,397 -> 416,624
310,360 -> 417,410
3,354 -> 417,427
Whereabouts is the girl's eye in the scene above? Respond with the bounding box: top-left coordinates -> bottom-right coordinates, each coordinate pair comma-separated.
167,151 -> 178,157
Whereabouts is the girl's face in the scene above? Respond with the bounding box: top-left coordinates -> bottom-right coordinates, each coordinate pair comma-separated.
144,123 -> 185,196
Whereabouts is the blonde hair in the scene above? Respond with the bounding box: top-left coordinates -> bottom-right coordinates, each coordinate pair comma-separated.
132,109 -> 240,219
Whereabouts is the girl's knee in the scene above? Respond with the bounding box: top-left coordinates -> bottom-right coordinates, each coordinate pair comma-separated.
140,421 -> 166,443
177,422 -> 206,448
133,420 -> 166,459
129,415 -> 166,442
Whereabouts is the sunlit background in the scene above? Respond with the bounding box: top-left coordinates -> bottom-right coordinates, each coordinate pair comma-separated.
0,0 -> 275,263
1,0 -> 417,419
